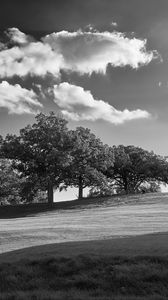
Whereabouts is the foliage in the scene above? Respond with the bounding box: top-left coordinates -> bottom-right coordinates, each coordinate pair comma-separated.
138,181 -> 161,194
62,127 -> 114,198
1,112 -> 72,203
2,112 -> 168,203
88,180 -> 115,197
0,159 -> 24,204
105,145 -> 168,194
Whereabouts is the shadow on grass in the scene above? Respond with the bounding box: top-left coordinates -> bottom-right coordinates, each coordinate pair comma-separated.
1,254 -> 168,299
0,192 -> 166,219
0,196 -> 112,219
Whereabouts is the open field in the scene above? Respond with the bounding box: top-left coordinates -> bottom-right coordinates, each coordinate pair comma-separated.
0,193 -> 168,254
1,233 -> 168,299
1,193 -> 168,299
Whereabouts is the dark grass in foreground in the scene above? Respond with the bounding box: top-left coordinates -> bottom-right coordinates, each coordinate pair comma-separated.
1,255 -> 168,300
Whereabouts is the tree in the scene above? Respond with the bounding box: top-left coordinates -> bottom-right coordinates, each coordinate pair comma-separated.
62,127 -> 114,199
139,181 -> 161,194
1,112 -> 72,206
0,159 -> 24,204
105,145 -> 168,194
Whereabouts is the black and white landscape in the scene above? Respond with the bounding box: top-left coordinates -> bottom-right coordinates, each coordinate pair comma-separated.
1,1 -> 168,299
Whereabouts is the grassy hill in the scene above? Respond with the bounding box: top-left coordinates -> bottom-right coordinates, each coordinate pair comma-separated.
1,233 -> 168,299
0,192 -> 168,254
1,193 -> 168,299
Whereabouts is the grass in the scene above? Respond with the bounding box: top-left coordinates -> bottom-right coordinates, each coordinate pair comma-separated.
1,193 -> 168,299
0,192 -> 166,219
1,192 -> 168,255
1,232 -> 168,300
1,254 -> 168,299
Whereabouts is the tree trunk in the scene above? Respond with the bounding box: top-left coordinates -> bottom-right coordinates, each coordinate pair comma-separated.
123,178 -> 128,194
78,175 -> 83,199
47,179 -> 54,207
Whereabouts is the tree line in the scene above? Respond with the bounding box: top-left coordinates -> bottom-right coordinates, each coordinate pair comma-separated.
0,112 -> 168,205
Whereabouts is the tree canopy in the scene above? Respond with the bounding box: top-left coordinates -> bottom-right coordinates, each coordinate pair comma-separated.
0,159 -> 24,204
105,145 -> 168,194
1,113 -> 168,204
62,127 -> 114,198
1,112 -> 72,205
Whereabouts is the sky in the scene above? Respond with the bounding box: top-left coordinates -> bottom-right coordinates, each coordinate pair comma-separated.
0,0 -> 168,158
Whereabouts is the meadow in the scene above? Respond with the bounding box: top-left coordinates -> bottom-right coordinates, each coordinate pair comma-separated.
1,193 -> 168,299
0,193 -> 168,254
1,253 -> 168,300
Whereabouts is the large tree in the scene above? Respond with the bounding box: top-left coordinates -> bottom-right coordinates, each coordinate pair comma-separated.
62,127 -> 114,199
106,145 -> 168,194
1,112 -> 72,205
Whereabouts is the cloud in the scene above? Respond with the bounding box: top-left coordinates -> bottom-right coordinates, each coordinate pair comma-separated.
0,28 -> 158,78
53,82 -> 150,124
43,30 -> 157,74
0,81 -> 42,114
0,29 -> 63,78
111,21 -> 118,27
6,27 -> 33,44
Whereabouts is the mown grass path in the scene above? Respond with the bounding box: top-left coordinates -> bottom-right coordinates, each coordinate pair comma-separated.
0,193 -> 168,254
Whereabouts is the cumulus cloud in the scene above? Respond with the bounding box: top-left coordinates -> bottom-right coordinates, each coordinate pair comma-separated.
0,81 -> 42,114
6,27 -> 33,44
52,82 -> 150,124
43,30 -> 156,74
0,41 -> 63,78
0,28 -> 157,78
0,29 -> 63,78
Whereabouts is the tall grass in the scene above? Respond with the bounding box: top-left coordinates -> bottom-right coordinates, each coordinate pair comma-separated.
1,255 -> 168,299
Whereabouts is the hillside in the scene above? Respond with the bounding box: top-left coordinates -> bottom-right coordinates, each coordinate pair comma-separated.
0,193 -> 168,255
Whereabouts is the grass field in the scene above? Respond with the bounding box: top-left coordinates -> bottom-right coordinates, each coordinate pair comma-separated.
1,233 -> 168,299
1,193 -> 168,299
1,253 -> 168,300
0,193 -> 168,254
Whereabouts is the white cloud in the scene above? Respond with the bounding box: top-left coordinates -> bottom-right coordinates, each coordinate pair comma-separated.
44,30 -> 156,74
111,21 -> 118,27
6,28 -> 33,44
0,41 -> 63,78
0,28 -> 157,78
0,81 -> 42,114
53,82 -> 150,124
